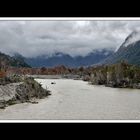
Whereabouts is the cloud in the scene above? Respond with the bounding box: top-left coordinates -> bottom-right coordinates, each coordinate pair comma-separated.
0,20 -> 140,58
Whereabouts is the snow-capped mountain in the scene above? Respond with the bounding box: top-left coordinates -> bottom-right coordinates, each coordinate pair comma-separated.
100,31 -> 140,66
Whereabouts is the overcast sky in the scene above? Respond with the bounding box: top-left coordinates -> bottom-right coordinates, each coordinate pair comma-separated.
0,20 -> 140,58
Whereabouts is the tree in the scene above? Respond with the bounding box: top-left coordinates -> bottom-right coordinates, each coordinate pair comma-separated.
41,67 -> 46,74
0,71 -> 6,78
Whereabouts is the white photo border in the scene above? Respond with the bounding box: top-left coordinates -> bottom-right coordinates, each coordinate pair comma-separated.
0,17 -> 139,123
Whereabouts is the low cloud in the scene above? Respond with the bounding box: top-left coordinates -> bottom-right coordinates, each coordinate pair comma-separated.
0,20 -> 140,58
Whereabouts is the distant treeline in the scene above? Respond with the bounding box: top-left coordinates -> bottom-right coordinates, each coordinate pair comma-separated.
5,65 -> 88,76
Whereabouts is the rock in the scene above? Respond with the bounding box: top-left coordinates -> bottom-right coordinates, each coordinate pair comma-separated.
0,101 -> 6,109
51,82 -> 56,84
31,101 -> 38,104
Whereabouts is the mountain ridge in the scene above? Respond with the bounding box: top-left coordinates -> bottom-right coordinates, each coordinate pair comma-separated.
24,49 -> 114,68
100,31 -> 140,66
0,51 -> 31,70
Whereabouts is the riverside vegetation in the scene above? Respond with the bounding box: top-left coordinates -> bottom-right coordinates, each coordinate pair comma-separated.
87,61 -> 140,89
6,61 -> 140,89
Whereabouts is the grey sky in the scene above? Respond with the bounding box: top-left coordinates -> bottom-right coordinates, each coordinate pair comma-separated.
0,20 -> 140,58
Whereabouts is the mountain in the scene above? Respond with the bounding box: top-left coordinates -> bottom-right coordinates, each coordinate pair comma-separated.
25,49 -> 113,68
12,53 -> 31,68
0,52 -> 31,70
100,31 -> 140,66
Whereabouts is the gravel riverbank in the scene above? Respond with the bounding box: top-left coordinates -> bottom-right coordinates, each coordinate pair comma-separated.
0,77 -> 51,109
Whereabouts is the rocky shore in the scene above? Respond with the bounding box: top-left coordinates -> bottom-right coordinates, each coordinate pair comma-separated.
0,77 -> 51,109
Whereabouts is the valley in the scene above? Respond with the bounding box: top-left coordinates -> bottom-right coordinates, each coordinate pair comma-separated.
0,20 -> 140,120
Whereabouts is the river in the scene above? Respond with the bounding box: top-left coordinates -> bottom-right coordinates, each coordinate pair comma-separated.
0,79 -> 140,120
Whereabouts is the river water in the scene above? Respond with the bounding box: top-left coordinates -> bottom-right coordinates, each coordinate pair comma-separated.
0,79 -> 140,120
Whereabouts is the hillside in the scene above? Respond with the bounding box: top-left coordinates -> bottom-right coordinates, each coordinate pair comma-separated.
100,31 -> 140,66
0,52 -> 31,70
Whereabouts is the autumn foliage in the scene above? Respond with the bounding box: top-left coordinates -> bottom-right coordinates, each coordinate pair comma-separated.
0,71 -> 6,78
5,65 -> 91,76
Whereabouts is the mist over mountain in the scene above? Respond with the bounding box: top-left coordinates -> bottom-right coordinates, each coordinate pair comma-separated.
100,31 -> 140,66
0,52 -> 30,70
7,30 -> 140,68
0,20 -> 139,58
1,20 -> 140,68
24,49 -> 114,68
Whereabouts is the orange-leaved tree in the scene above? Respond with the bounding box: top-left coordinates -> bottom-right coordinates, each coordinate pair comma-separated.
0,70 -> 6,78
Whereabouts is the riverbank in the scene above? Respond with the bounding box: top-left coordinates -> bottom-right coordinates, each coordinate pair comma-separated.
87,62 -> 140,89
28,74 -> 81,80
0,77 -> 51,109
